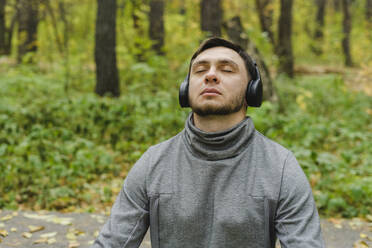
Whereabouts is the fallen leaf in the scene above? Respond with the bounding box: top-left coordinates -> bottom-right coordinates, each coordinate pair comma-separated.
366,215 -> 372,222
10,227 -> 17,232
11,212 -> 18,217
28,225 -> 45,233
94,230 -> 99,237
23,213 -> 73,225
22,232 -> 32,238
0,223 -> 4,228
360,233 -> 367,239
353,240 -> 369,248
0,229 -> 8,237
69,241 -> 80,248
33,238 -> 48,244
52,216 -> 73,225
88,240 -> 95,245
48,238 -> 57,244
334,224 -> 342,229
329,218 -> 343,225
40,232 -> 57,238
66,232 -> 77,240
0,215 -> 13,221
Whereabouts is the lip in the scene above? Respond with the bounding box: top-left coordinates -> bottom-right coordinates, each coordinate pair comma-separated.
201,88 -> 221,96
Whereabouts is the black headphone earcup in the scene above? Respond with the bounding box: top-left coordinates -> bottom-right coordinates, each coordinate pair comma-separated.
179,76 -> 190,108
246,78 -> 263,107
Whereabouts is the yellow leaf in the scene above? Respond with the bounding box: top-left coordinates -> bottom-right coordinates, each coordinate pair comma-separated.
40,232 -> 57,238
28,225 -> 45,233
334,224 -> 342,229
366,215 -> 372,222
69,241 -> 80,248
0,229 -> 8,237
11,212 -> 18,217
48,238 -> 57,244
0,223 -> 4,228
66,232 -> 77,240
353,240 -> 369,248
22,232 -> 32,238
360,233 -> 367,239
0,215 -> 13,221
10,227 -> 17,232
33,238 -> 48,244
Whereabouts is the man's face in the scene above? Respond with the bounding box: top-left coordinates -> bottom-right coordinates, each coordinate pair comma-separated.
188,46 -> 249,116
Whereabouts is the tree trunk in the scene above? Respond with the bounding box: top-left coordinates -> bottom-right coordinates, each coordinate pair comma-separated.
149,0 -> 164,55
341,0 -> 353,66
17,0 -> 39,63
131,0 -> 146,61
277,0 -> 294,77
0,0 -> 5,55
312,0 -> 327,55
224,16 -> 278,104
333,0 -> 341,11
255,0 -> 275,47
95,0 -> 120,97
366,0 -> 372,22
200,0 -> 222,37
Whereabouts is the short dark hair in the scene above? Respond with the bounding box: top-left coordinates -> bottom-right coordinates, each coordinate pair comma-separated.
190,37 -> 257,80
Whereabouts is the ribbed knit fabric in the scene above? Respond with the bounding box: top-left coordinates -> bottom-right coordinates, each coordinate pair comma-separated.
184,114 -> 255,160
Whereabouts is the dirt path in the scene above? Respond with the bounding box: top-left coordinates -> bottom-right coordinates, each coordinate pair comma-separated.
0,210 -> 371,248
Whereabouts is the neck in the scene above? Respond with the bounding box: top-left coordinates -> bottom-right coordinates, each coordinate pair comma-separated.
193,110 -> 246,132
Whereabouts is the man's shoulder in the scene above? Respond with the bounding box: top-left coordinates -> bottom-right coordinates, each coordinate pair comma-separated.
252,129 -> 292,159
148,130 -> 184,154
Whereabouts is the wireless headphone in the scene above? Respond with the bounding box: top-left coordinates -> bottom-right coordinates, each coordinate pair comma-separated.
179,61 -> 263,108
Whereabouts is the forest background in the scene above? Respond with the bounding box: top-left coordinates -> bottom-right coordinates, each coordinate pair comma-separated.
0,0 -> 371,219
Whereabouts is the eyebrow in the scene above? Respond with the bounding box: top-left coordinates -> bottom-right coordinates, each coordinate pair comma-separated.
191,59 -> 239,69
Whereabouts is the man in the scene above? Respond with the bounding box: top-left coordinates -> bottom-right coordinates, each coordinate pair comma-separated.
92,38 -> 324,248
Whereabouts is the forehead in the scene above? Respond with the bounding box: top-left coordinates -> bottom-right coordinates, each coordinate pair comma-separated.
192,46 -> 244,66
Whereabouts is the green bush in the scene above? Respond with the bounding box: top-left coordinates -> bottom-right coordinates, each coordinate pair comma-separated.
0,62 -> 371,216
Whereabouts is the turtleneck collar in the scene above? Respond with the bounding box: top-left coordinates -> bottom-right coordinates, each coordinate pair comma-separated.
183,113 -> 255,161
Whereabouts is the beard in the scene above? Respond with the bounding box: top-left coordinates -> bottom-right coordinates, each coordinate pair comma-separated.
190,93 -> 246,117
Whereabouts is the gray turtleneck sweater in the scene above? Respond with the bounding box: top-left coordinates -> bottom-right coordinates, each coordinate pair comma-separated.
92,115 -> 324,248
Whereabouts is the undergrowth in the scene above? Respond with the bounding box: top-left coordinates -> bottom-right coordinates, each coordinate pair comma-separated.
0,62 -> 371,217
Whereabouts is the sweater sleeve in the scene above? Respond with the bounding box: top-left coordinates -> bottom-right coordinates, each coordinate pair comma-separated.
91,151 -> 151,248
275,152 -> 325,248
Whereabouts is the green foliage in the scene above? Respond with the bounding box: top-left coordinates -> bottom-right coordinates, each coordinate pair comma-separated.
249,75 -> 372,217
1,59 -> 371,217
1,0 -> 371,217
0,62 -> 187,210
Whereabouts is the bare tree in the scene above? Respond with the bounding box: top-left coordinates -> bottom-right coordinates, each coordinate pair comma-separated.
277,0 -> 294,77
200,0 -> 222,37
149,0 -> 165,55
0,0 -> 5,54
224,16 -> 278,104
17,0 -> 39,62
312,0 -> 327,55
95,0 -> 120,97
130,0 -> 147,61
366,0 -> 372,22
255,0 -> 275,47
342,0 -> 353,66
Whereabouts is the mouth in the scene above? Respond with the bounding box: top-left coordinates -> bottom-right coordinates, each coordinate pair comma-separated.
201,88 -> 221,96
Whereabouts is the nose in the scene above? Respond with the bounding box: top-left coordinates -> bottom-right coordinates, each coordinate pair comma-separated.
205,68 -> 219,84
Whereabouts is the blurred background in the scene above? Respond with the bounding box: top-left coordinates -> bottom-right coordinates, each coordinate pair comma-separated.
0,0 -> 371,218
